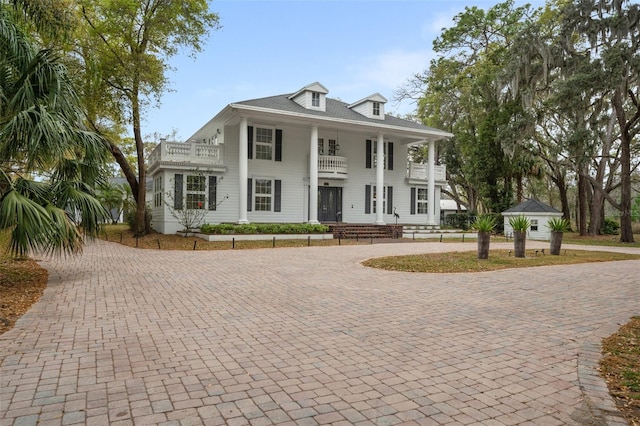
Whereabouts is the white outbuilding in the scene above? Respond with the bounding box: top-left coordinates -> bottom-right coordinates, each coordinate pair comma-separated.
502,199 -> 563,240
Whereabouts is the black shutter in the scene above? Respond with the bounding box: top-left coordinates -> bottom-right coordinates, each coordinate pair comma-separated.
387,186 -> 393,215
275,129 -> 282,162
248,126 -> 253,160
274,180 -> 281,212
387,142 -> 394,170
208,176 -> 217,210
174,174 -> 183,210
410,188 -> 416,215
247,178 -> 252,211
365,140 -> 372,169
365,185 -> 371,214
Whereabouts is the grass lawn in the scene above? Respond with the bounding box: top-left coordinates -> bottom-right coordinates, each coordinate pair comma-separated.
600,316 -> 640,424
362,249 -> 640,273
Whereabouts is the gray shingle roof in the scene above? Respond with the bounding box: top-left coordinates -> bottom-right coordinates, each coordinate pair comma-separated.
503,199 -> 561,213
233,94 -> 443,132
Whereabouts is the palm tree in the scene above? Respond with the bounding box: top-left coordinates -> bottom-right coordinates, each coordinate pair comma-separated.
0,3 -> 110,257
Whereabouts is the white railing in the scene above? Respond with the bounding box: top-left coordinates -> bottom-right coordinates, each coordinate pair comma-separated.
407,162 -> 447,181
148,141 -> 224,168
318,155 -> 348,176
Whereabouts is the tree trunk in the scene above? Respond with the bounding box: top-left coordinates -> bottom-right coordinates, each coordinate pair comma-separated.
131,90 -> 150,236
577,173 -> 589,236
108,141 -> 139,203
516,174 -> 523,204
477,232 -> 491,259
87,120 -> 140,204
554,169 -> 571,224
550,231 -> 563,255
513,231 -> 526,258
588,186 -> 605,235
613,88 -> 638,243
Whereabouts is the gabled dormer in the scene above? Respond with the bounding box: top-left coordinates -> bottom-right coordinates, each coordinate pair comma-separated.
288,82 -> 329,112
347,93 -> 388,120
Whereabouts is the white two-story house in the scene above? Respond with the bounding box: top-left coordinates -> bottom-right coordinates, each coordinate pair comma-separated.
148,82 -> 452,234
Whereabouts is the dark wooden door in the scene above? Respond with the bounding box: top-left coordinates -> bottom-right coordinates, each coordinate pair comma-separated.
318,187 -> 342,222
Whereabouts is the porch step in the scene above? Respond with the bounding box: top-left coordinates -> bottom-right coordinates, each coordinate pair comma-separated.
328,224 -> 403,239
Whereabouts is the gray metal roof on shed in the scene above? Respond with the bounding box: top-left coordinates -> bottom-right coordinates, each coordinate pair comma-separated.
503,199 -> 561,213
233,94 -> 441,132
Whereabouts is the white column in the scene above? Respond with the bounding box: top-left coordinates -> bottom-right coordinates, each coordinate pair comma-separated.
375,133 -> 385,225
427,139 -> 436,226
238,117 -> 249,224
309,125 -> 319,224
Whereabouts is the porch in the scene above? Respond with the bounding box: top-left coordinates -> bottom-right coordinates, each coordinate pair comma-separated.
316,155 -> 348,179
406,162 -> 446,183
148,140 -> 225,172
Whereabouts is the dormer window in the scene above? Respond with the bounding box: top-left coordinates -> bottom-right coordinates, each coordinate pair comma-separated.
348,93 -> 387,119
288,82 -> 329,111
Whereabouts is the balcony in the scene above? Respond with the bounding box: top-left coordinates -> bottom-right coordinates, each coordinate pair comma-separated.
317,155 -> 348,179
406,162 -> 447,183
148,141 -> 225,172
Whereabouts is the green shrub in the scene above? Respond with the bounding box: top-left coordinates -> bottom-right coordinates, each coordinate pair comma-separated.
199,223 -> 329,235
444,213 -> 473,230
472,215 -> 497,233
508,215 -> 530,232
602,218 -> 620,235
547,217 -> 570,232
125,206 -> 152,232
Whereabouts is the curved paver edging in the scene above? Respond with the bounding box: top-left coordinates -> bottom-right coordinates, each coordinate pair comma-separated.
577,314 -> 634,426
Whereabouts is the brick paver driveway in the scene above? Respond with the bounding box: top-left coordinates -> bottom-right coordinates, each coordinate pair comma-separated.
1,240 -> 639,425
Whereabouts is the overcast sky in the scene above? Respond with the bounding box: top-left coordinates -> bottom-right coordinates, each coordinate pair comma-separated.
142,0 -> 546,141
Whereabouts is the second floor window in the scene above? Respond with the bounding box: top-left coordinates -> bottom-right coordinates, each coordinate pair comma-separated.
318,138 -> 338,156
373,102 -> 380,116
312,92 -> 320,107
255,127 -> 273,160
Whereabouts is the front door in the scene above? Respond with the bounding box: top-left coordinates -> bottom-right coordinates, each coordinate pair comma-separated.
318,187 -> 342,222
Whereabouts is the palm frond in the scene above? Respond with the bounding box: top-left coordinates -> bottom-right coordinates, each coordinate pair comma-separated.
0,189 -> 52,256
53,180 -> 110,236
43,203 -> 82,257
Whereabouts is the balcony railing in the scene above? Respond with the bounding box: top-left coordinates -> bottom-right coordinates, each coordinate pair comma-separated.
317,155 -> 348,178
148,141 -> 224,170
407,162 -> 447,181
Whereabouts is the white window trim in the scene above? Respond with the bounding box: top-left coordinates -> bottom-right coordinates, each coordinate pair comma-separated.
254,125 -> 274,161
372,141 -> 389,169
373,102 -> 380,116
417,188 -> 428,214
311,92 -> 320,107
154,176 -> 163,208
372,185 -> 387,214
186,175 -> 206,210
318,138 -> 338,156
254,178 -> 273,212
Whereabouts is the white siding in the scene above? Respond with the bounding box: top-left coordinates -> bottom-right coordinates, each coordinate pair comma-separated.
151,123 -> 445,232
290,91 -> 326,112
503,212 -> 563,240
351,101 -> 385,120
